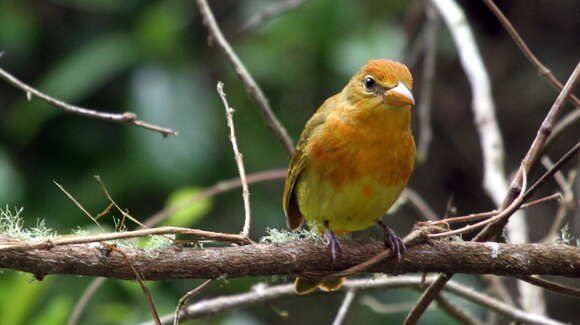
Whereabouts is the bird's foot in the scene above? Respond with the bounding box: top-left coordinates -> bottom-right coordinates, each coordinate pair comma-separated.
377,221 -> 406,261
323,225 -> 342,264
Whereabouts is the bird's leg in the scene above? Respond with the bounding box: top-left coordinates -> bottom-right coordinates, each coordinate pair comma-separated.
323,220 -> 341,264
377,220 -> 406,261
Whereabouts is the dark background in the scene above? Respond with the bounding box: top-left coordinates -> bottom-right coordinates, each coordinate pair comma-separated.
0,0 -> 578,324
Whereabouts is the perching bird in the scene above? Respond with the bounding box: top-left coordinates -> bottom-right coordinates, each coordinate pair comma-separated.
282,59 -> 416,294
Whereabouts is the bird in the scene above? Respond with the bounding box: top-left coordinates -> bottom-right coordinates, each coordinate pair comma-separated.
282,59 -> 416,294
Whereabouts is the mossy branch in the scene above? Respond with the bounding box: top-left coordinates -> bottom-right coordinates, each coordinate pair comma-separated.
1,233 -> 578,281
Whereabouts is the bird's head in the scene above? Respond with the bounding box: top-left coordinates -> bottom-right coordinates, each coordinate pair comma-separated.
344,59 -> 414,109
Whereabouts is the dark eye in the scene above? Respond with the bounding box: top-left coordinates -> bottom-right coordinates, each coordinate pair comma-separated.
363,76 -> 376,90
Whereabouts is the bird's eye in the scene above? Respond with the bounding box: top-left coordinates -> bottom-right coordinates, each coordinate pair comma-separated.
363,76 -> 376,90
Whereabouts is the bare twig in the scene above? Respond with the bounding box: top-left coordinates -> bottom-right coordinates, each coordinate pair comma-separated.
196,0 -> 294,155
67,169 -> 286,325
0,66 -> 177,137
0,226 -> 250,251
435,293 -> 485,325
94,175 -> 148,229
480,275 -> 516,306
66,277 -> 106,325
101,242 -> 161,325
331,290 -> 357,325
517,275 -> 580,298
541,157 -> 576,244
430,141 -> 579,239
360,296 -> 417,314
144,169 -> 286,227
408,0 -> 534,319
174,279 -> 213,325
545,109 -> 580,148
404,272 -> 453,325
403,188 -> 439,221
418,192 -> 560,227
239,0 -> 305,35
416,3 -> 439,163
216,82 -> 252,238
481,0 -> 580,107
141,276 -> 563,325
478,62 -> 580,240
53,181 -> 103,231
412,58 -> 579,325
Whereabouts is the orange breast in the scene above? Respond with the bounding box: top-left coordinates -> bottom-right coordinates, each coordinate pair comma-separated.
308,106 -> 415,192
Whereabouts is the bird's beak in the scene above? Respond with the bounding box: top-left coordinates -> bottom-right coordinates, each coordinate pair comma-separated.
384,82 -> 415,106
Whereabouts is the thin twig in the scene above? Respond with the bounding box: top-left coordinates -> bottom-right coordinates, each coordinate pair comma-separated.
216,82 -> 252,238
196,0 -> 294,155
540,157 -> 576,244
142,276 -> 563,325
174,279 -> 213,325
430,142 -> 579,239
101,242 -> 161,325
331,290 -> 357,325
408,0 -> 527,319
480,275 -> 516,306
404,273 -> 453,325
545,109 -> 580,148
416,2 -> 439,163
418,192 -> 560,226
360,296 -> 417,314
481,0 -> 580,107
0,226 -> 250,251
478,62 -> 580,240
94,175 -> 148,229
517,275 -> 580,298
0,66 -> 177,137
144,169 -> 286,227
65,277 -> 106,325
66,169 -> 286,325
435,293 -> 485,325
239,0 -> 305,35
53,181 -> 103,231
403,188 -> 439,221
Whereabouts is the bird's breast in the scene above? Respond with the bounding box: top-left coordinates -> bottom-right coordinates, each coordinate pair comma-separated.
307,107 -> 415,190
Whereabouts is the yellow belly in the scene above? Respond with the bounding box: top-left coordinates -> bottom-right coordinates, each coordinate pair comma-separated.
296,170 -> 405,232
294,104 -> 415,234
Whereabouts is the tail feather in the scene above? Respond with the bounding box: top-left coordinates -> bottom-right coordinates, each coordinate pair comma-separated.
294,276 -> 345,295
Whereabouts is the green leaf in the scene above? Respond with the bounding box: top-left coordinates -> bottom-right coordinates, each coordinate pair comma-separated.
163,186 -> 213,227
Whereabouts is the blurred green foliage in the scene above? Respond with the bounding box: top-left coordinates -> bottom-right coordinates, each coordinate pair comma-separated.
0,0 -> 578,324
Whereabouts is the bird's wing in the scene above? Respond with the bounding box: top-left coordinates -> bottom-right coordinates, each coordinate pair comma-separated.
282,95 -> 336,229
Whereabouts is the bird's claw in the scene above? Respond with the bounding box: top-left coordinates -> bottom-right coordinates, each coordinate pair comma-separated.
378,221 -> 406,261
323,228 -> 342,264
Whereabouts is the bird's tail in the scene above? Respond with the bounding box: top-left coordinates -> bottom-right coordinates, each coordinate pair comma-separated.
294,276 -> 345,295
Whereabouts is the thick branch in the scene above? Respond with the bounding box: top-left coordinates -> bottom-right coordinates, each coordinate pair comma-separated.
1,236 -> 578,280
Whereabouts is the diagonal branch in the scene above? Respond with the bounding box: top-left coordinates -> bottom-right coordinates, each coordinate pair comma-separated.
481,0 -> 580,107
196,0 -> 294,155
0,65 -> 178,137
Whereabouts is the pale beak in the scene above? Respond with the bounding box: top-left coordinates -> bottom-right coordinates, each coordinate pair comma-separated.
384,82 -> 415,106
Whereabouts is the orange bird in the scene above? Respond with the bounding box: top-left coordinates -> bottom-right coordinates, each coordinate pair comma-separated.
282,59 -> 416,294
